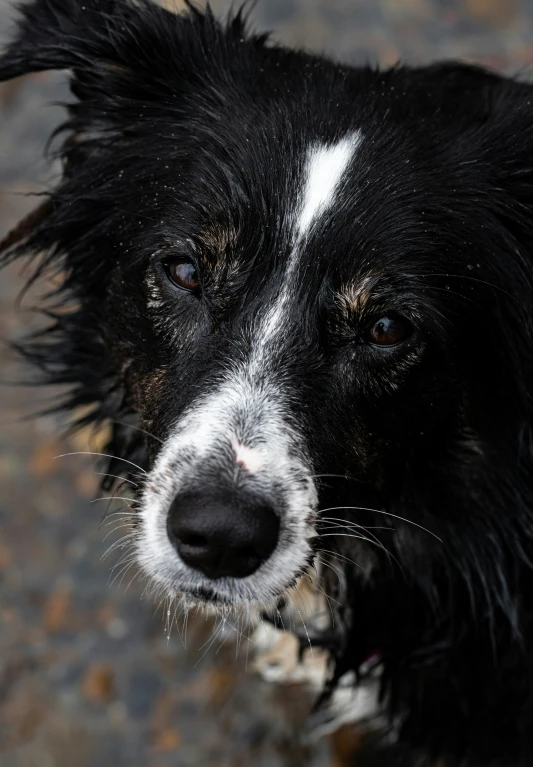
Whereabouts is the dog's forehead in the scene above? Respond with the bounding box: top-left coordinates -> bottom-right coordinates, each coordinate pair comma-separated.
172,121 -> 365,272
161,60 -> 503,296
178,123 -> 415,315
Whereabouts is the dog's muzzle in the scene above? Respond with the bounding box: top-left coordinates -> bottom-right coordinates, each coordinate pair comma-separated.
136,373 -> 318,605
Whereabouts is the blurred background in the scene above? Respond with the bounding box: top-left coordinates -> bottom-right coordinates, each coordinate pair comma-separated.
1,1 -> 533,765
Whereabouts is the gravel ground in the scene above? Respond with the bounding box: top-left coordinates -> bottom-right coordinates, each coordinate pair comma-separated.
1,1 -> 533,766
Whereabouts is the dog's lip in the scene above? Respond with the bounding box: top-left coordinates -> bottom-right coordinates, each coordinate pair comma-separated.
176,581 -> 278,606
173,570 -> 304,607
180,585 -> 233,604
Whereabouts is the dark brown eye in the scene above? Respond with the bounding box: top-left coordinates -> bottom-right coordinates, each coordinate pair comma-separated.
165,259 -> 200,292
365,315 -> 411,347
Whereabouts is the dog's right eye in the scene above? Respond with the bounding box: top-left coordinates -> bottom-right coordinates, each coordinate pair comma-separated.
363,314 -> 412,347
164,259 -> 200,293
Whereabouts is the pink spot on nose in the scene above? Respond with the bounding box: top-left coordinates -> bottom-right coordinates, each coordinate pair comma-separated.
231,439 -> 265,473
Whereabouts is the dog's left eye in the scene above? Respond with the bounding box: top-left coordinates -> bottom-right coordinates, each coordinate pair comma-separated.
164,259 -> 200,293
364,315 -> 411,347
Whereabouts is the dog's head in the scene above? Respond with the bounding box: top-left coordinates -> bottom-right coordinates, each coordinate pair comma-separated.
2,0 -> 533,670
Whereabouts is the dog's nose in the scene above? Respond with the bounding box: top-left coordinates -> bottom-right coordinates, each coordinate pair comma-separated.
166,492 -> 280,579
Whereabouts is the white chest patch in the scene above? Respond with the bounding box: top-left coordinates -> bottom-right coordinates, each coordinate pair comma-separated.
296,132 -> 363,238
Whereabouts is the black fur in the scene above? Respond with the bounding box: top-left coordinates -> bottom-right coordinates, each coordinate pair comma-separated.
2,1 -> 533,764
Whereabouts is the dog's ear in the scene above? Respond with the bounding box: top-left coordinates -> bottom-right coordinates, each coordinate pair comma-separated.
0,0 -> 251,251
0,0 -> 119,80
0,0 -> 246,169
0,0 -> 185,85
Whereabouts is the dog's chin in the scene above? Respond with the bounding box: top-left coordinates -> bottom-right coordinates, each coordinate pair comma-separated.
142,568 -> 298,616
177,584 -> 239,609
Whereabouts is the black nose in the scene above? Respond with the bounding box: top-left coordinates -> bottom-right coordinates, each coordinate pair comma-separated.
167,491 -> 280,579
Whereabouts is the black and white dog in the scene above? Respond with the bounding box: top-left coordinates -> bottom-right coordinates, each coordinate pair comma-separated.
2,1 -> 533,764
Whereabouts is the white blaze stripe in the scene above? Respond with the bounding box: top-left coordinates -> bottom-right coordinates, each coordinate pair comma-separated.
256,131 -> 363,350
296,132 -> 362,238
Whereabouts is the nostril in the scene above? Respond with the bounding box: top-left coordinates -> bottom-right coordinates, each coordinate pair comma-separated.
235,546 -> 261,573
239,546 -> 258,561
180,533 -> 208,548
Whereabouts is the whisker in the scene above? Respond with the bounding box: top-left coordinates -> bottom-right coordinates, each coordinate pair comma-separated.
107,556 -> 134,584
318,506 -> 442,542
310,473 -> 362,483
183,606 -> 189,651
245,624 -> 251,673
102,512 -> 136,527
116,561 -> 137,589
320,532 -> 399,569
287,592 -> 313,657
109,548 -> 135,570
108,557 -> 137,588
123,568 -> 141,595
196,617 -> 222,653
293,582 -> 313,626
94,472 -> 138,487
55,451 -> 147,474
316,556 -> 344,594
103,524 -> 135,543
99,503 -> 129,527
321,530 -> 387,549
215,617 -> 230,655
195,619 -> 225,666
111,419 -> 164,444
315,547 -> 364,571
234,613 -> 243,659
102,532 -> 136,558
274,606 -> 286,633
319,519 -> 392,531
92,496 -> 136,504
318,518 -> 396,563
307,563 -> 340,612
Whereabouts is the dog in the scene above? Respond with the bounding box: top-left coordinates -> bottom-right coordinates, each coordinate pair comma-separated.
2,0 -> 533,764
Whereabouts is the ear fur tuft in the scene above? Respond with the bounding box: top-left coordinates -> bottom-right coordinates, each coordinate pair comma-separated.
0,0 -> 125,80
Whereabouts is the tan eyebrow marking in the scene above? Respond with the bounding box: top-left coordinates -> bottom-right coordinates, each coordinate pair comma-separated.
335,275 -> 378,317
197,221 -> 237,263
196,222 -> 244,291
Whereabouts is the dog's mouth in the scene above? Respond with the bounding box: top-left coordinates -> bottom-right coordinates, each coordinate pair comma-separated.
181,585 -> 235,605
157,551 -> 319,614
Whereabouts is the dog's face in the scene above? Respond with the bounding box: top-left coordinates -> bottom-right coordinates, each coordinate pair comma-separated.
131,121 -> 445,608
2,1 -> 533,646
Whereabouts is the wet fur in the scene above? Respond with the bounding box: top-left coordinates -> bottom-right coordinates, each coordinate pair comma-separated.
2,1 -> 533,765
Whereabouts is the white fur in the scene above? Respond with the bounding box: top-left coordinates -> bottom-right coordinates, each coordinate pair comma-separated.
231,439 -> 265,473
297,133 -> 362,237
256,132 -> 362,350
137,373 -> 317,605
137,132 -> 363,608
